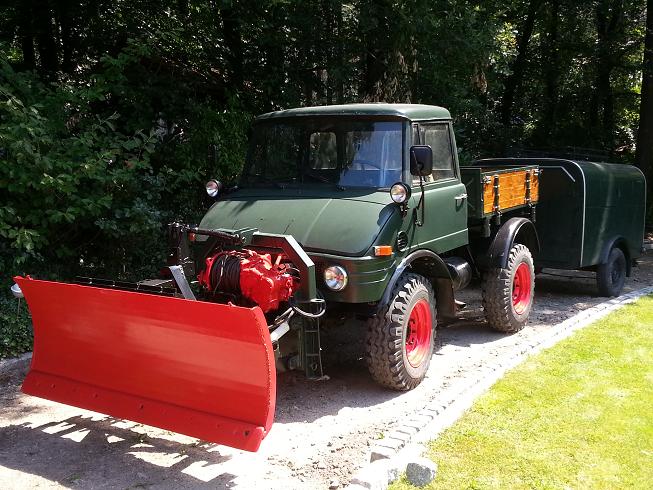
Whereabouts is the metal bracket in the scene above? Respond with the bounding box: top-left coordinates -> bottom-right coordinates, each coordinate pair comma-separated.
299,318 -> 325,380
492,174 -> 500,212
270,321 -> 291,343
168,265 -> 196,300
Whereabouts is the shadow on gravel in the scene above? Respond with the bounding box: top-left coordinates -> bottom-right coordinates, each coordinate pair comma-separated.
438,323 -> 508,349
0,415 -> 238,489
535,271 -> 598,296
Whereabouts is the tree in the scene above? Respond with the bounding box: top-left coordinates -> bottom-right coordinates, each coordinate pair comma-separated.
500,0 -> 543,127
636,0 -> 653,208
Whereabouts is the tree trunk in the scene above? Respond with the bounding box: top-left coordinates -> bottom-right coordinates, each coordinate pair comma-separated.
539,0 -> 560,144
333,1 -> 345,104
359,0 -> 392,100
54,0 -> 76,73
636,0 -> 653,208
500,0 -> 542,127
18,0 -> 35,70
220,3 -> 244,91
590,0 -> 623,146
34,0 -> 59,76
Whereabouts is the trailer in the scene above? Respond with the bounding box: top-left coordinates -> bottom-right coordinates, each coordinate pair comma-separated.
468,158 -> 646,296
11,104 -> 646,452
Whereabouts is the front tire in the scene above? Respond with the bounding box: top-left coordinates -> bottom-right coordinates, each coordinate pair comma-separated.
365,273 -> 436,391
482,244 -> 535,333
596,247 -> 626,297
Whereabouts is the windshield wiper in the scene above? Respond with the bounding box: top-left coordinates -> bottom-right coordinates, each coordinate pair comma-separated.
302,170 -> 346,191
247,174 -> 290,188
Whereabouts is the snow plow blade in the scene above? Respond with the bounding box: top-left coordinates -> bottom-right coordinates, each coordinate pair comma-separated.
15,276 -> 276,452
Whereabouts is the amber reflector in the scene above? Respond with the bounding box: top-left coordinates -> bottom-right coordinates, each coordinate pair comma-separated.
374,245 -> 393,256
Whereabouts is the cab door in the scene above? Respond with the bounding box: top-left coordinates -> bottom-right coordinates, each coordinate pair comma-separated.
410,122 -> 468,253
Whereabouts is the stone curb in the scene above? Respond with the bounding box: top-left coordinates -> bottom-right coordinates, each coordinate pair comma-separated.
0,352 -> 32,374
347,286 -> 653,490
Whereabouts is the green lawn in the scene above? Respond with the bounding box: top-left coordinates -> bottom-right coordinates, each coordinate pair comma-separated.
393,296 -> 653,489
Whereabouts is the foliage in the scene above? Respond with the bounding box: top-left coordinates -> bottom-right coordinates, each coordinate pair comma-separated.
391,296 -> 653,489
0,294 -> 32,359
0,0 -> 651,355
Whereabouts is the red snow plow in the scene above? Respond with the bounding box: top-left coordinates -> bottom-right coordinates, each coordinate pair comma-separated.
14,224 -> 324,452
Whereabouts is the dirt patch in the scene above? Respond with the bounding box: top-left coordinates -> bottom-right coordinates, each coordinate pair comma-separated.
1,254 -> 651,489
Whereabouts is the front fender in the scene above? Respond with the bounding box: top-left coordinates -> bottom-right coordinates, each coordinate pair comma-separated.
379,250 -> 457,322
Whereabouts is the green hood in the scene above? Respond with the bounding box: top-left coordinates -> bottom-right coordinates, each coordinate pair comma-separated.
199,188 -> 398,256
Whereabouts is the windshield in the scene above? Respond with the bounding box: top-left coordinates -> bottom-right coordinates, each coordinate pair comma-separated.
242,119 -> 404,188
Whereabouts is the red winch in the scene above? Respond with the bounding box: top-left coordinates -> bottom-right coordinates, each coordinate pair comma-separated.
198,249 -> 298,313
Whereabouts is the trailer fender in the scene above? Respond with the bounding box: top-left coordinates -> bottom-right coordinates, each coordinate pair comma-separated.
486,218 -> 540,270
380,250 -> 456,321
600,236 -> 632,276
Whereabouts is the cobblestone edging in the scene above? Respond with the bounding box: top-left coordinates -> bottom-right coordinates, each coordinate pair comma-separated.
346,286 -> 653,490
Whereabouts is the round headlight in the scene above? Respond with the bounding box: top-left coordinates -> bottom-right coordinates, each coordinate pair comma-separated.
324,265 -> 348,291
206,179 -> 222,198
390,182 -> 411,204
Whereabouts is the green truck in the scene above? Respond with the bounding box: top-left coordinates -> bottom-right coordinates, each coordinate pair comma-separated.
13,103 -> 646,452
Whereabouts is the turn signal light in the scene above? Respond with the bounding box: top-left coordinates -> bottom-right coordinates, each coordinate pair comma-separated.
374,246 -> 393,256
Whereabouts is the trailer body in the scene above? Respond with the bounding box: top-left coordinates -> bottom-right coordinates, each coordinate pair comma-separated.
473,158 -> 646,271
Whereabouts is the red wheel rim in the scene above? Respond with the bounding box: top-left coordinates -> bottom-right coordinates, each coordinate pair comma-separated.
405,299 -> 432,368
512,262 -> 532,314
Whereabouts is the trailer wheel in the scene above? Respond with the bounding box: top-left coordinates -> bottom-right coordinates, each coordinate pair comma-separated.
365,273 -> 436,391
596,247 -> 626,297
482,244 -> 535,333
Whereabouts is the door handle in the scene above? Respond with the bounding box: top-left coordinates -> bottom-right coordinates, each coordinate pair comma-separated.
455,193 -> 468,203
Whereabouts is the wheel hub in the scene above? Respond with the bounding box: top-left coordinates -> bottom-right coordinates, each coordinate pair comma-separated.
405,299 -> 432,368
512,262 -> 532,315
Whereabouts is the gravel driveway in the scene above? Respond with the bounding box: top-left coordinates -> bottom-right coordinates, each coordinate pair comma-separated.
1,254 -> 651,489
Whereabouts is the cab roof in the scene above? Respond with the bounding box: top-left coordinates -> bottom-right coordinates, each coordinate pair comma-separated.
255,103 -> 451,122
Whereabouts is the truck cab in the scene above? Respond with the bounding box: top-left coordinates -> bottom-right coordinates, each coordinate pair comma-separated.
200,104 -> 470,305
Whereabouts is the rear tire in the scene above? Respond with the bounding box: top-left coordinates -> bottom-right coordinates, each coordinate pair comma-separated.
596,247 -> 626,297
365,273 -> 436,391
482,244 -> 535,333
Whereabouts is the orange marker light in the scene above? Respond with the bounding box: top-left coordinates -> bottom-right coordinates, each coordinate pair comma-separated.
374,245 -> 393,257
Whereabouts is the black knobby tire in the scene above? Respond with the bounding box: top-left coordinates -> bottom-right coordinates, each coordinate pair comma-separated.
365,273 -> 436,391
481,244 -> 535,333
596,247 -> 627,297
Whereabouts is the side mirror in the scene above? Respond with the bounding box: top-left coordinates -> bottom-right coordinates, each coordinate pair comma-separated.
410,145 -> 433,177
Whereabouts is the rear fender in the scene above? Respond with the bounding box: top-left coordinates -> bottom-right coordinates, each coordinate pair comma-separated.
380,250 -> 456,322
483,218 -> 540,270
599,236 -> 631,276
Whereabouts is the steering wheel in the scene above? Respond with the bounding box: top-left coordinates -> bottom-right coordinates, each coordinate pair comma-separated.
350,159 -> 382,171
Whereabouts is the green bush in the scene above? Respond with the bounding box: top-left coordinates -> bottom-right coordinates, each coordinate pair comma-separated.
0,44 -> 252,357
0,58 -> 159,267
0,294 -> 32,359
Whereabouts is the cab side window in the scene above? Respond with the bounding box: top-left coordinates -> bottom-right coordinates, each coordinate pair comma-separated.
413,124 -> 455,184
